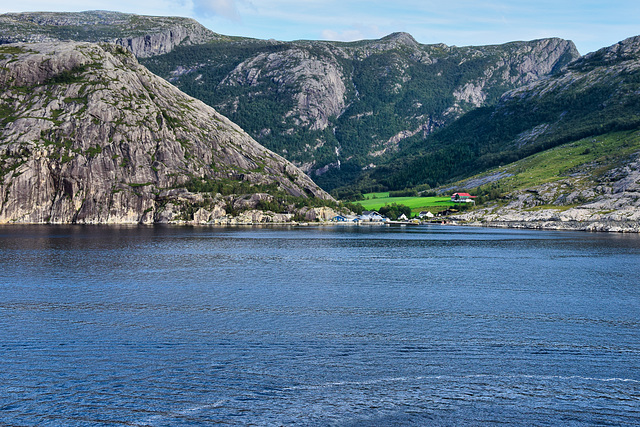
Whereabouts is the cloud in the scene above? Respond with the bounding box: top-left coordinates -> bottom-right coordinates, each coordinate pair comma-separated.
321,29 -> 365,42
321,24 -> 385,42
192,0 -> 241,21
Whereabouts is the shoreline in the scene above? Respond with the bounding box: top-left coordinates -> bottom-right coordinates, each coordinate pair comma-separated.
1,218 -> 639,233
454,219 -> 640,233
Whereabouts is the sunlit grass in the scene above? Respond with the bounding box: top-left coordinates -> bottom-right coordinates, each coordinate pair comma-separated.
359,194 -> 455,213
461,130 -> 640,195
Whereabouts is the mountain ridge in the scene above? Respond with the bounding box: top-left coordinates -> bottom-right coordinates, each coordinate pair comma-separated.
0,11 -> 582,190
363,33 -> 640,192
404,36 -> 640,232
140,32 -> 579,188
0,10 -> 224,57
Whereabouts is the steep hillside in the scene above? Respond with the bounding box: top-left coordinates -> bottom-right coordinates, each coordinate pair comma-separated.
450,130 -> 640,232
0,10 -> 224,57
0,42 -> 330,224
369,35 -> 640,193
141,33 -> 578,189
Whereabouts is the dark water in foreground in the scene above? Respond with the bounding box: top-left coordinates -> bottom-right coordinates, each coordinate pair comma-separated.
0,224 -> 639,426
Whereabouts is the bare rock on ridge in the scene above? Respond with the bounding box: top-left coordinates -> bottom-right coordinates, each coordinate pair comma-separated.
0,11 -> 220,57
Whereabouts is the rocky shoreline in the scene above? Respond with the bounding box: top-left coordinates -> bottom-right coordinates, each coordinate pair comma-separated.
460,219 -> 640,233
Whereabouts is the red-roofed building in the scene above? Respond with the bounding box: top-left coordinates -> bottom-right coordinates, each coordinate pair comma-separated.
451,193 -> 476,203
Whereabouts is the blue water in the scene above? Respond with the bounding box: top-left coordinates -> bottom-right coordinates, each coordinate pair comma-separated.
0,225 -> 639,425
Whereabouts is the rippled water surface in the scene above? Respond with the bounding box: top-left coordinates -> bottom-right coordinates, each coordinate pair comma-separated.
1,224 -> 639,425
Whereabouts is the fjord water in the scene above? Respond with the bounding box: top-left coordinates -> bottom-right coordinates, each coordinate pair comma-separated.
1,225 -> 639,426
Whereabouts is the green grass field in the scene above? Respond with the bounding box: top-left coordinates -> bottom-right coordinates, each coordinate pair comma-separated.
358,193 -> 455,214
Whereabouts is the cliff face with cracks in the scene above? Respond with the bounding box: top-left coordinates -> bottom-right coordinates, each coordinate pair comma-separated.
0,11 -> 221,58
0,42 -> 331,224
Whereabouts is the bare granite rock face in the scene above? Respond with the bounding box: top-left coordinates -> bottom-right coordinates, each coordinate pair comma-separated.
0,11 -> 220,58
115,24 -> 218,58
0,42 -> 331,224
221,47 -> 347,131
449,38 -> 579,111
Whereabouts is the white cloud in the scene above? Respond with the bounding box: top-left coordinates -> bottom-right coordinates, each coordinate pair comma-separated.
321,25 -> 383,42
192,0 -> 241,21
321,29 -> 364,42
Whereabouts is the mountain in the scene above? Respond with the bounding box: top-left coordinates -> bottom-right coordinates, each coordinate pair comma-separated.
0,11 -> 580,190
0,41 -> 331,224
0,10 -> 225,57
415,36 -> 640,232
370,35 -> 640,192
140,33 -> 579,190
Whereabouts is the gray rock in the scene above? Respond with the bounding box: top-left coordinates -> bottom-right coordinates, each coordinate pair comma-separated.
453,154 -> 640,233
0,11 -> 220,58
0,42 -> 331,224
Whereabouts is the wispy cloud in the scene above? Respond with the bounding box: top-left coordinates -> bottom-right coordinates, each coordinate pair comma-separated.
321,25 -> 384,42
192,0 -> 241,20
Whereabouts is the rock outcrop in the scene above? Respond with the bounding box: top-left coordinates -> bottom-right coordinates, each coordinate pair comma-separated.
0,42 -> 331,224
452,152 -> 640,233
0,11 -> 220,57
220,46 -> 347,132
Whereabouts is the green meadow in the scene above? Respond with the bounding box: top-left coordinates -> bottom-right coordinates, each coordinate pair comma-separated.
358,193 -> 455,214
461,129 -> 640,195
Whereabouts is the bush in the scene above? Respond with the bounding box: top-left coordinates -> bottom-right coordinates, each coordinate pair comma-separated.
389,188 -> 418,197
379,203 -> 412,220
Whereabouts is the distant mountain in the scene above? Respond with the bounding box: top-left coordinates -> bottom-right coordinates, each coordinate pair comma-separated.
369,35 -> 640,192
140,33 -> 579,190
0,42 -> 330,224
0,11 -> 580,190
0,10 -> 225,57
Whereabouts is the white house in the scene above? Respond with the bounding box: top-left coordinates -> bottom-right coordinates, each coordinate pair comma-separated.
359,211 -> 387,222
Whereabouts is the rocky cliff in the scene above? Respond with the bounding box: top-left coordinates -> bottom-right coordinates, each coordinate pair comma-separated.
0,42 -> 331,224
0,11 -> 221,57
141,32 -> 580,189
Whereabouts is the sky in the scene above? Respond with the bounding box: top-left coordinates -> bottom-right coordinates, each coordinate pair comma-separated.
2,1 -> 639,55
